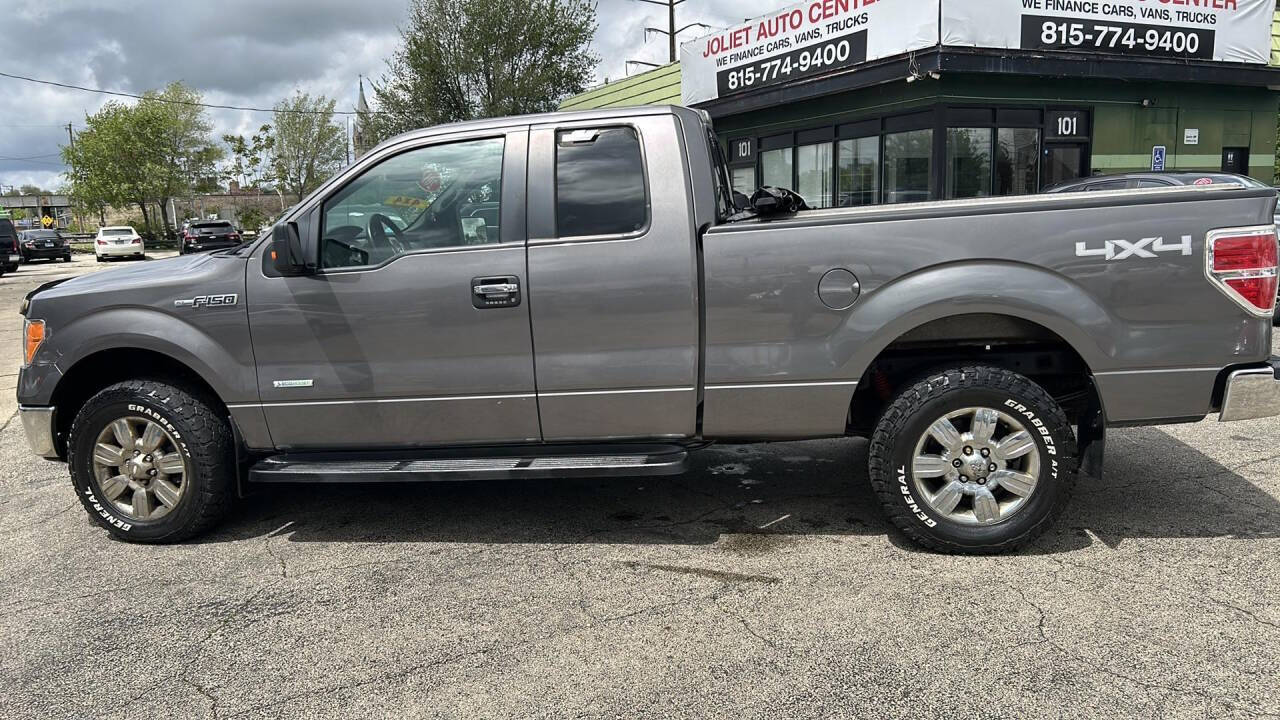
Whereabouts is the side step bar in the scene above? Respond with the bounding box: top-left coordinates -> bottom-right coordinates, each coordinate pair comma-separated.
248,444 -> 689,483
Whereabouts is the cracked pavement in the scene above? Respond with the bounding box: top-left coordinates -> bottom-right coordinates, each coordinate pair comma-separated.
0,258 -> 1278,719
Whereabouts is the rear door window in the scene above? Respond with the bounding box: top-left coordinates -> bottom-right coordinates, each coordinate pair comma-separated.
555,127 -> 648,238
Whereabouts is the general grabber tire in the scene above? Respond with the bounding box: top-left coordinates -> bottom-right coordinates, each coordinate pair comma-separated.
868,365 -> 1077,554
68,380 -> 235,543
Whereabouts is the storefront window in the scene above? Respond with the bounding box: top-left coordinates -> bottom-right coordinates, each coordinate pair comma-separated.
996,128 -> 1040,196
837,136 -> 879,206
761,147 -> 793,190
883,129 -> 932,204
731,166 -> 755,197
946,128 -> 993,199
795,142 -> 833,208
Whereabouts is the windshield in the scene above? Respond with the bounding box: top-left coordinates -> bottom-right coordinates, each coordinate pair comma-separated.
103,228 -> 133,236
1233,176 -> 1270,188
193,222 -> 233,230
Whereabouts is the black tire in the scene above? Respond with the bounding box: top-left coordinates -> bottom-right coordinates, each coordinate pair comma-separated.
68,380 -> 235,543
868,365 -> 1077,554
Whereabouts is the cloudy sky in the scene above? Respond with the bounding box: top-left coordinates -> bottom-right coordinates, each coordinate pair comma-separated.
0,0 -> 778,192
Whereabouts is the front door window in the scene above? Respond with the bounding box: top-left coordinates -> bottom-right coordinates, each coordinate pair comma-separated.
320,137 -> 505,270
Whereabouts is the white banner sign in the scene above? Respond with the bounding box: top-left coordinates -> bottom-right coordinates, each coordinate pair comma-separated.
680,0 -> 940,106
942,0 -> 1274,65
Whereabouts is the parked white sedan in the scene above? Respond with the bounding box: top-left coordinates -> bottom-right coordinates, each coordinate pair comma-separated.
95,226 -> 144,261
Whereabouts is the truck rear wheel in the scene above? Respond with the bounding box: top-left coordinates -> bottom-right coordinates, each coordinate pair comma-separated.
67,380 -> 235,543
868,365 -> 1077,554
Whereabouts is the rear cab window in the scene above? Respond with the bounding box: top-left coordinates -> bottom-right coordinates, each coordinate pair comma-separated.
555,127 -> 648,238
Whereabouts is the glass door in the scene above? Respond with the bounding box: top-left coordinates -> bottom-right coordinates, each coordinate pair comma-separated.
1043,144 -> 1087,188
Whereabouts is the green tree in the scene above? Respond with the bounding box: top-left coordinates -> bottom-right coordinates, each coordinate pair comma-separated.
63,102 -> 162,233
139,83 -> 223,235
62,82 -> 220,236
223,124 -> 276,189
368,0 -> 598,140
269,92 -> 346,203
236,206 -> 268,234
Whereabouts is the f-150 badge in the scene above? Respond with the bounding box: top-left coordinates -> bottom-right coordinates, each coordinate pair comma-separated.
174,294 -> 238,308
1076,235 -> 1192,260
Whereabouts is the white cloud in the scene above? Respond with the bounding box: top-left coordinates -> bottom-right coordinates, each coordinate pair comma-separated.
0,0 -> 788,190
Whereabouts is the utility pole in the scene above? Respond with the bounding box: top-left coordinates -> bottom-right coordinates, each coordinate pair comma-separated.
66,122 -> 84,232
634,0 -> 713,64
634,0 -> 685,63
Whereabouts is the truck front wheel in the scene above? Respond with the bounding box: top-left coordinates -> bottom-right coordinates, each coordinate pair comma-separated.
67,380 -> 235,543
868,365 -> 1078,554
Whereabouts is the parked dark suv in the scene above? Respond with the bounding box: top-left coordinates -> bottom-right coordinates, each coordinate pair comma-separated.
180,220 -> 241,254
0,219 -> 19,276
18,229 -> 72,263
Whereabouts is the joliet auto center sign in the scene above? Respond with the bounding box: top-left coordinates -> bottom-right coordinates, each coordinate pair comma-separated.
680,0 -> 1274,105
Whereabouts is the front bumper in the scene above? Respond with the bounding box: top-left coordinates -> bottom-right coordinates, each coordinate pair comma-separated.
19,406 -> 58,458
1220,358 -> 1280,422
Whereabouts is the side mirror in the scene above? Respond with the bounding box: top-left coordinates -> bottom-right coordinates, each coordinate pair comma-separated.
271,222 -> 312,274
749,186 -> 810,216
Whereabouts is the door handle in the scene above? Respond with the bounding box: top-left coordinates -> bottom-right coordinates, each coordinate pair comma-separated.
471,276 -> 521,308
473,282 -> 517,295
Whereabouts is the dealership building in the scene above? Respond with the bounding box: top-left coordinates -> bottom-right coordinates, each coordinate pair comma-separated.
562,0 -> 1280,206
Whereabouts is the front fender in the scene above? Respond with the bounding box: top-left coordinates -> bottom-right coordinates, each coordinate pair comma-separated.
19,306 -> 256,406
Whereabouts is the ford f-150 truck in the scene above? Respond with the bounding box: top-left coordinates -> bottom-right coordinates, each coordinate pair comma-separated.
17,106 -> 1280,553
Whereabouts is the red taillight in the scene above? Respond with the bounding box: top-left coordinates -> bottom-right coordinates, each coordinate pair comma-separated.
1207,226 -> 1278,315
96,239 -> 106,245
131,237 -> 141,244
229,232 -> 240,241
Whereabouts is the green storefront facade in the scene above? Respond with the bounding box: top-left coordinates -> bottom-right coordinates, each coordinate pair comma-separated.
563,6 -> 1280,208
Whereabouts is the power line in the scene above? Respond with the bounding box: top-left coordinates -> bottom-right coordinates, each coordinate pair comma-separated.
0,152 -> 62,160
0,156 -> 66,166
0,70 -> 382,115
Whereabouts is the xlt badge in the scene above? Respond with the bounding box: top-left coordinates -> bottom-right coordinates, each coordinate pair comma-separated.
175,294 -> 238,308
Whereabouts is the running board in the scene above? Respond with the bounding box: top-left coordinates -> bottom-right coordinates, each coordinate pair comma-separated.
248,444 -> 689,483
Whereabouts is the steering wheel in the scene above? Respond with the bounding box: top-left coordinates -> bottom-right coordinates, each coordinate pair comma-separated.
368,213 -> 406,256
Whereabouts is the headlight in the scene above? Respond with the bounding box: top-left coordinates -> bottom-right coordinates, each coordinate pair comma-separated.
24,319 -> 45,365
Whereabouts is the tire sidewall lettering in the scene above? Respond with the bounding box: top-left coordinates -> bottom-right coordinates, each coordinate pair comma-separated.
1002,398 -> 1060,480
126,402 -> 191,458
897,464 -> 938,527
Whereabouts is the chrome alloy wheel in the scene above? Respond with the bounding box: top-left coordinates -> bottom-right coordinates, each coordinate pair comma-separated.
90,417 -> 188,522
909,406 -> 1042,526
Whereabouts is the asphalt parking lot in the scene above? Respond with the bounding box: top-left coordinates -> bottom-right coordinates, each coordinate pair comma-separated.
0,257 -> 1277,719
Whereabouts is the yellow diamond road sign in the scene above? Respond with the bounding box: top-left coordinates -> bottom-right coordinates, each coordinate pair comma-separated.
40,215 -> 52,228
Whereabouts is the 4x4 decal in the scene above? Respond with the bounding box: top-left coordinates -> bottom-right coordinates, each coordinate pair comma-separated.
1075,235 -> 1193,260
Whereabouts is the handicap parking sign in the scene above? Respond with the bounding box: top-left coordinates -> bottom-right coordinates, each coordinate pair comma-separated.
1151,145 -> 1166,172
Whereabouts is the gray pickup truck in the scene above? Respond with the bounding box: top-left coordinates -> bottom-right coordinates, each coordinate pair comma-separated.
17,105 -> 1280,553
